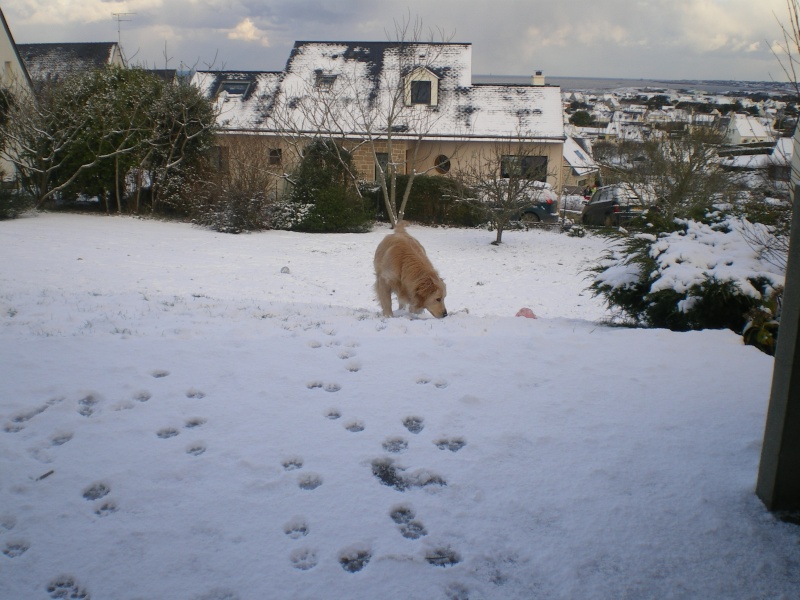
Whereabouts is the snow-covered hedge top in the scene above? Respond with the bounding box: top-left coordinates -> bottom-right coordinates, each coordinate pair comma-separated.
596,217 -> 786,301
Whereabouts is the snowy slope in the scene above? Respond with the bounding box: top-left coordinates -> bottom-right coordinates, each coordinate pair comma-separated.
0,213 -> 797,600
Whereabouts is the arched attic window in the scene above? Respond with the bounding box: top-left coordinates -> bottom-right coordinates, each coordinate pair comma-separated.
404,67 -> 439,107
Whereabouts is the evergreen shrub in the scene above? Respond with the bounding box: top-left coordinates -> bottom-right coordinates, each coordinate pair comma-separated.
589,217 -> 784,336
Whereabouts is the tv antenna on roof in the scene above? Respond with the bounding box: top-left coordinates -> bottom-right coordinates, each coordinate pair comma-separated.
112,12 -> 136,47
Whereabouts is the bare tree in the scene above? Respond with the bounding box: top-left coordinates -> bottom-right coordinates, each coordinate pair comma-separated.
593,126 -> 744,231
774,0 -> 800,98
773,0 -> 800,191
452,131 -> 557,244
263,14 -> 457,225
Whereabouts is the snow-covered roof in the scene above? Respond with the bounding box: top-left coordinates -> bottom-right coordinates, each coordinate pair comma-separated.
191,71 -> 282,129
193,41 -> 564,142
718,137 -> 793,170
563,136 -> 597,175
729,113 -> 771,141
17,42 -> 125,82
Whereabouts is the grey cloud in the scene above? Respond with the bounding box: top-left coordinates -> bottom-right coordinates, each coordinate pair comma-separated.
2,0 -> 791,80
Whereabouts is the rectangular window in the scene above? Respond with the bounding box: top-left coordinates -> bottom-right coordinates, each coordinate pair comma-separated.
375,152 -> 389,181
410,80 -> 432,105
269,148 -> 282,165
501,155 -> 548,181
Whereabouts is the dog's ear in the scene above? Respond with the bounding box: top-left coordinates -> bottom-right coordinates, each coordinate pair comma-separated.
414,276 -> 438,306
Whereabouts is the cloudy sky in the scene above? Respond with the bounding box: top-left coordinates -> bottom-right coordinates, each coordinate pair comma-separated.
2,0 -> 795,81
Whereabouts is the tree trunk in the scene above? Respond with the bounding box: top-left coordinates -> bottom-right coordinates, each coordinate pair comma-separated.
494,225 -> 504,245
115,157 -> 122,213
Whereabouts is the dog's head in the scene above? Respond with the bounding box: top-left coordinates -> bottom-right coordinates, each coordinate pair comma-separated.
416,276 -> 448,318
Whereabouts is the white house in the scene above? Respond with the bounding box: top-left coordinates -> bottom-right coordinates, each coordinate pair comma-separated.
192,41 -> 566,194
0,7 -> 32,181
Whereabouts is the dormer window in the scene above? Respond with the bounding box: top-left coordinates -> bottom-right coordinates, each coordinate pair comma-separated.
219,80 -> 250,96
404,67 -> 438,106
315,74 -> 337,91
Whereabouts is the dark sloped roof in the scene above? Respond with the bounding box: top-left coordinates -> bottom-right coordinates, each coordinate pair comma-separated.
17,42 -> 123,82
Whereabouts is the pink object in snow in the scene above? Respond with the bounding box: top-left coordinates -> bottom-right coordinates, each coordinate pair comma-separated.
515,308 -> 537,319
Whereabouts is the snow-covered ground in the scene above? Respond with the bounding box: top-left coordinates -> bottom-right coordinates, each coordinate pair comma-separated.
1,213 -> 797,600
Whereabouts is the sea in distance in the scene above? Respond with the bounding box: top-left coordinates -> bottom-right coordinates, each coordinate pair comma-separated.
473,74 -> 794,95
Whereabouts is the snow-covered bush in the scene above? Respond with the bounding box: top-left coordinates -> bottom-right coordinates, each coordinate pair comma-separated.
589,216 -> 785,335
191,188 -> 272,234
268,198 -> 311,230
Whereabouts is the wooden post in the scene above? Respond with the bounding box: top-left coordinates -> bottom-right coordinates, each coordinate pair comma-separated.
756,183 -> 800,514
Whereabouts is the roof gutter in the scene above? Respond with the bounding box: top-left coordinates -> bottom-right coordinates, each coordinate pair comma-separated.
215,128 -> 567,143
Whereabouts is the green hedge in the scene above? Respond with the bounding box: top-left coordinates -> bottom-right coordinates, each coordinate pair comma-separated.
366,175 -> 483,226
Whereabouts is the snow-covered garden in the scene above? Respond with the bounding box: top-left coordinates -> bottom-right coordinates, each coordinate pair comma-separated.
1,213 -> 798,600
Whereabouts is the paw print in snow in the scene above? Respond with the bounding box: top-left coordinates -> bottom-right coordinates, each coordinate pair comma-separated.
283,516 -> 309,539
78,394 -> 99,417
382,437 -> 408,453
82,482 -> 110,501
94,501 -> 118,517
426,546 -> 462,567
297,473 -> 323,490
403,416 -> 424,434
51,432 -> 73,446
157,427 -> 179,439
186,443 -> 206,456
46,575 -> 91,599
389,504 -> 427,539
339,546 -> 372,573
281,457 -> 304,471
435,437 -> 466,452
290,547 -> 318,571
344,420 -> 364,432
2,540 -> 29,558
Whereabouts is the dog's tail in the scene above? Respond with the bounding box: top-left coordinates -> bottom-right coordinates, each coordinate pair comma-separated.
393,220 -> 408,234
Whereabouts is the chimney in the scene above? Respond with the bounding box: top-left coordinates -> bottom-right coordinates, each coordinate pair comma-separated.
532,70 -> 545,86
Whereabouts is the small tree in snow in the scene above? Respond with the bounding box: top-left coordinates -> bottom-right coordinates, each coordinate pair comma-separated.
593,126 -> 742,232
453,130 -> 557,244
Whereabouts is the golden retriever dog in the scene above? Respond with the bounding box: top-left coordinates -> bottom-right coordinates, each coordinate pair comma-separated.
373,221 -> 448,318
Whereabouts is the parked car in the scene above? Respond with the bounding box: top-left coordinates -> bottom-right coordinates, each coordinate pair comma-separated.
514,181 -> 559,224
581,185 -> 645,226
474,180 -> 560,224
